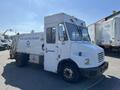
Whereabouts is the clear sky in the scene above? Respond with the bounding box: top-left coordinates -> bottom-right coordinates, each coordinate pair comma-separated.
0,0 -> 120,35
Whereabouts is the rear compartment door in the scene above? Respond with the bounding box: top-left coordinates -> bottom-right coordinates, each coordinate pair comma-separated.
101,19 -> 114,46
115,17 -> 120,46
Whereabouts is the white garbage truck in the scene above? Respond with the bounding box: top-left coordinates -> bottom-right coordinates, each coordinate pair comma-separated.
10,13 -> 108,82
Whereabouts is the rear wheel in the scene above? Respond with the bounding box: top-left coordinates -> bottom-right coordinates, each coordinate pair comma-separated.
60,63 -> 80,83
15,53 -> 29,67
10,54 -> 14,59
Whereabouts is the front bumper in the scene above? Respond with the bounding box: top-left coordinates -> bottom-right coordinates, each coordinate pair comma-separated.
79,62 -> 108,78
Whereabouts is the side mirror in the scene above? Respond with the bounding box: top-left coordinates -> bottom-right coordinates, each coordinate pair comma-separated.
58,27 -> 64,42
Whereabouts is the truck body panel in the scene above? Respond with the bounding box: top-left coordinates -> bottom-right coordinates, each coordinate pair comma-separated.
88,17 -> 120,47
114,18 -> 120,46
88,24 -> 96,43
16,33 -> 44,55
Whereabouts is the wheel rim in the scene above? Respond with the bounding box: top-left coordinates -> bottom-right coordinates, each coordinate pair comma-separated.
63,68 -> 73,79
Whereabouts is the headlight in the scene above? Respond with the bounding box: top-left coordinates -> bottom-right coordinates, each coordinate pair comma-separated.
84,58 -> 90,65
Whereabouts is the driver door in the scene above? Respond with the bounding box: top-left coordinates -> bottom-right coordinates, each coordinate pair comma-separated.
44,27 -> 58,72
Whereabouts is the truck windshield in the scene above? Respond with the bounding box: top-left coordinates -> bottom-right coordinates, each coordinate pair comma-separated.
65,22 -> 90,41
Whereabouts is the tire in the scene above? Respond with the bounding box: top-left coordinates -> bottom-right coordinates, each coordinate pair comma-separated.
10,54 -> 14,59
15,53 -> 29,67
60,63 -> 80,83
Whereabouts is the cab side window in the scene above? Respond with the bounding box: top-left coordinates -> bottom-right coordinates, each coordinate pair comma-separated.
46,27 -> 56,43
58,24 -> 68,41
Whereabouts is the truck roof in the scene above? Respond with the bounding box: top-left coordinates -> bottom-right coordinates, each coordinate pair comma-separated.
44,13 -> 86,27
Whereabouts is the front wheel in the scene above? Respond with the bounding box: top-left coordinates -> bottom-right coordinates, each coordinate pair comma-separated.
61,63 -> 80,83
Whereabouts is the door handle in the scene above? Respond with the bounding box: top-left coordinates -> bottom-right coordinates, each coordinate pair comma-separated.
45,48 -> 55,53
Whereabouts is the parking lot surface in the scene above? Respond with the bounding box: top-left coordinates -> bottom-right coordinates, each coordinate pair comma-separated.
0,50 -> 120,90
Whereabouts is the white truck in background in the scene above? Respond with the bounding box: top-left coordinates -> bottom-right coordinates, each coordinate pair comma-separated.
88,17 -> 120,51
0,35 -> 5,49
0,34 -> 12,50
10,13 -> 108,83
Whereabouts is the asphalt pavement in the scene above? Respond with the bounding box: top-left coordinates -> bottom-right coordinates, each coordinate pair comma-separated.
0,50 -> 120,90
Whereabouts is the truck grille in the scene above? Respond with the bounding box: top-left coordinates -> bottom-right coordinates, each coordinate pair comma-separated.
98,52 -> 104,63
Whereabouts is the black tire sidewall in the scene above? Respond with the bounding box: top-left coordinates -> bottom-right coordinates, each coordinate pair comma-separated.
61,63 -> 80,83
16,54 -> 29,67
16,54 -> 23,67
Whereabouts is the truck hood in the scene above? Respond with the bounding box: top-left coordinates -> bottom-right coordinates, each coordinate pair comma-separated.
71,41 -> 103,52
70,41 -> 104,68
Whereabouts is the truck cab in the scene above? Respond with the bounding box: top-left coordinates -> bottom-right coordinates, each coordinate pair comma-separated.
11,13 -> 108,83
44,13 -> 108,82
